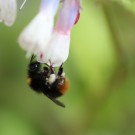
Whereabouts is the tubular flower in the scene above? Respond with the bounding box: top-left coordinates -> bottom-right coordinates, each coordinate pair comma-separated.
0,0 -> 17,26
38,0 -> 81,67
18,0 -> 60,57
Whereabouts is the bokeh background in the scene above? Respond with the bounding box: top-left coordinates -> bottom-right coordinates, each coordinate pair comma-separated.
0,0 -> 135,135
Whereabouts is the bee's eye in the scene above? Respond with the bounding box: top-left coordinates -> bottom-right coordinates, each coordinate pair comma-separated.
30,62 -> 40,71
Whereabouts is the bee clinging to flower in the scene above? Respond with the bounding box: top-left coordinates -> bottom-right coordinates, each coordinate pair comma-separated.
27,55 -> 69,108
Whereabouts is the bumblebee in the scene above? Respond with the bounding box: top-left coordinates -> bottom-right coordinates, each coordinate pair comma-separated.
27,55 -> 69,108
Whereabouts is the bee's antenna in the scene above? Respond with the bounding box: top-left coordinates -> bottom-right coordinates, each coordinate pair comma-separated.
19,0 -> 27,10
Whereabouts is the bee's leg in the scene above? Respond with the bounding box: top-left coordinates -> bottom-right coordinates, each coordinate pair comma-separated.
48,60 -> 55,74
50,66 -> 54,74
58,63 -> 63,76
30,54 -> 35,63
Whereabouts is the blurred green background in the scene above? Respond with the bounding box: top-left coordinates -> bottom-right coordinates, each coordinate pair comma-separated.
0,0 -> 135,135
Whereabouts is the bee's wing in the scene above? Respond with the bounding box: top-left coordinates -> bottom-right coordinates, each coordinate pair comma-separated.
44,93 -> 65,108
51,98 -> 65,108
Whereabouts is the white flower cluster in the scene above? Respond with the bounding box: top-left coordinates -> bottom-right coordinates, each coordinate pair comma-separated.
0,0 -> 81,67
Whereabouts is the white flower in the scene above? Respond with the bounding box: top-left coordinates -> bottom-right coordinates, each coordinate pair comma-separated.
18,0 -> 60,57
37,0 -> 81,67
0,0 -> 17,26
18,12 -> 54,57
37,30 -> 70,67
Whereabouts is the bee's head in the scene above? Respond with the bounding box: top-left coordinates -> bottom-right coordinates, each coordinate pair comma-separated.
29,61 -> 41,73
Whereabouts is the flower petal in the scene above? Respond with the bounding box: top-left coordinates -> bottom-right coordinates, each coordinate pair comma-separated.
40,0 -> 60,16
37,30 -> 70,67
55,0 -> 81,34
18,12 -> 54,57
0,0 -> 17,26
